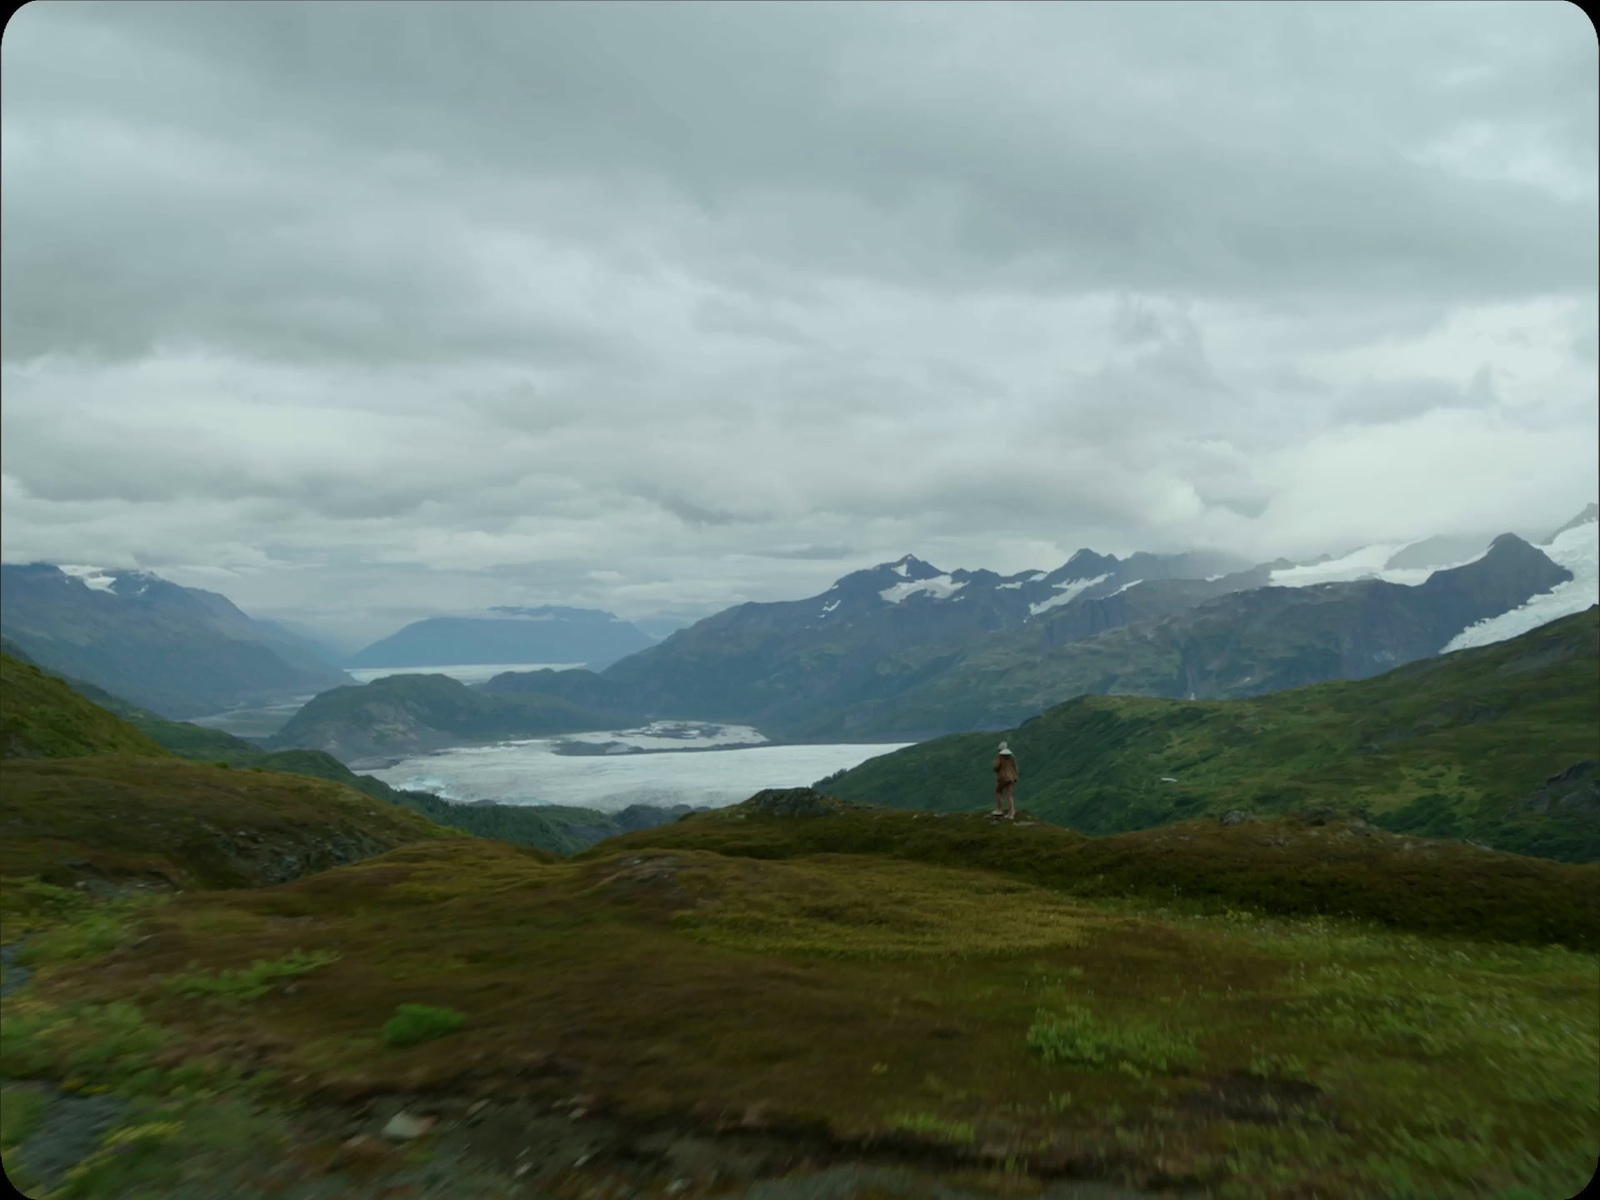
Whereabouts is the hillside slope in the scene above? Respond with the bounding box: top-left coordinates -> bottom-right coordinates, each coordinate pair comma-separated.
1,653 -> 171,760
824,606 -> 1600,862
0,563 -> 351,718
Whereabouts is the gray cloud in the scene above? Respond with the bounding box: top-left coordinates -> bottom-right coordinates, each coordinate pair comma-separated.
2,0 -> 1595,643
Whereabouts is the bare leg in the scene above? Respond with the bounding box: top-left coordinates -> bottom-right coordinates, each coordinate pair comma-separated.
1005,785 -> 1016,818
993,788 -> 1004,815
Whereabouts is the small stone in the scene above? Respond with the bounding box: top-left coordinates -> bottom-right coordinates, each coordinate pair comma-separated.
466,1100 -> 488,1117
513,1163 -> 531,1178
381,1112 -> 436,1140
667,1181 -> 690,1196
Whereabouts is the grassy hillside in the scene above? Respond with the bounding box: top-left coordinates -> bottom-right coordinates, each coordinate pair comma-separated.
0,756 -> 450,891
826,607 -> 1600,862
3,806 -> 1593,1199
599,790 -> 1600,950
1,653 -> 171,761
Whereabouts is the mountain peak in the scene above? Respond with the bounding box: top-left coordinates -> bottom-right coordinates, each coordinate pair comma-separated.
887,554 -> 940,577
1547,503 -> 1599,545
1045,548 -> 1119,585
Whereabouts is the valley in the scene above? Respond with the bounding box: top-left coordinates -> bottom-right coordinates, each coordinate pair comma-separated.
2,599 -> 1597,1198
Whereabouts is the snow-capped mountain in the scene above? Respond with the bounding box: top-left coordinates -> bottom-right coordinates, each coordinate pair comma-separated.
1444,508 -> 1599,652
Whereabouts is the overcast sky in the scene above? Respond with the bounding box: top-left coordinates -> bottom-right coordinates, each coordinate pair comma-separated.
3,1 -> 1596,646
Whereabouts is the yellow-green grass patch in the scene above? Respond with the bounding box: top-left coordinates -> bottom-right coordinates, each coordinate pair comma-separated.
6,835 -> 1594,1199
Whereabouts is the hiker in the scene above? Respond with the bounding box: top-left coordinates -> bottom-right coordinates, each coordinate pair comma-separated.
993,741 -> 1018,820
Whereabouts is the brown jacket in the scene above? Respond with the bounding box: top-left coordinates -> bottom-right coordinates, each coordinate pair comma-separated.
994,752 -> 1018,785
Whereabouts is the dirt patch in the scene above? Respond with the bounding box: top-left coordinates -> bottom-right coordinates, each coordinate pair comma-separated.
1176,1072 -> 1323,1125
283,1092 -> 1196,1199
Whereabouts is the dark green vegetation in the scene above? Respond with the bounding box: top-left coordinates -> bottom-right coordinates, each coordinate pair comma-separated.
382,1003 -> 466,1047
348,606 -> 653,670
4,801 -> 1594,1199
827,607 -> 1600,862
604,790 -> 1600,950
0,757 -> 451,891
267,672 -> 618,763
1,655 -> 169,761
0,562 -> 350,719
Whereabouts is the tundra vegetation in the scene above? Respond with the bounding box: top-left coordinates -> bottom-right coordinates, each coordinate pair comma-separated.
0,620 -> 1596,1198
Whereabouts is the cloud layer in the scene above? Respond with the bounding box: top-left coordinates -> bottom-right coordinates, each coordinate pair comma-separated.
3,1 -> 1595,645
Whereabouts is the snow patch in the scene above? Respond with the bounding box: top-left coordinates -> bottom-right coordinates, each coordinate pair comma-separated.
1028,573 -> 1110,616
1269,543 -> 1486,588
58,564 -> 118,592
819,599 -> 841,617
879,575 -> 968,603
1110,579 -> 1143,596
1442,521 -> 1599,652
997,571 -> 1046,590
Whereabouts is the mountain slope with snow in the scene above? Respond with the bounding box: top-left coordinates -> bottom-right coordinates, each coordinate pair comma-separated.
804,533 -> 1575,738
1444,517 -> 1599,652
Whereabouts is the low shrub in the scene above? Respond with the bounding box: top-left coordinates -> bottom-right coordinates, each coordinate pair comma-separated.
163,949 -> 341,1001
382,1003 -> 464,1047
891,1112 -> 975,1144
1026,1005 -> 1198,1074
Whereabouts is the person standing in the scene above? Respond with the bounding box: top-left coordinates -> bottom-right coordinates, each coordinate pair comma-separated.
993,741 -> 1018,820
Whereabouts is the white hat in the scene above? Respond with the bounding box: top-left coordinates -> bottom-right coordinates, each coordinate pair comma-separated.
998,741 -> 1011,753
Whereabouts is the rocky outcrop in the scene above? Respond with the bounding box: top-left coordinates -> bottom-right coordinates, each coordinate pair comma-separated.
1521,761 -> 1600,816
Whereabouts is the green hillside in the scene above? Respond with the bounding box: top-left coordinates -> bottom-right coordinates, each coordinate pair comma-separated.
826,608 -> 1600,862
0,756 -> 451,892
1,653 -> 171,760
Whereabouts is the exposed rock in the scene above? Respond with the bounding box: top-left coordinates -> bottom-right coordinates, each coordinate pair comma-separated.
1218,810 -> 1258,826
381,1112 -> 437,1140
1521,760 -> 1600,816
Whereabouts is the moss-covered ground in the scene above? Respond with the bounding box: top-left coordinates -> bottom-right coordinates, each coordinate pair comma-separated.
3,803 -> 1595,1199
0,755 -> 450,891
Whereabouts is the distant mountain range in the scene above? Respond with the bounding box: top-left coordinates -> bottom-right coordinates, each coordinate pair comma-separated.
346,605 -> 653,670
9,505 -> 1592,750
482,510 -> 1595,743
0,563 -> 352,719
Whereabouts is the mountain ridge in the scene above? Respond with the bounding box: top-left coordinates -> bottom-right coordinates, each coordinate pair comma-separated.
0,562 -> 352,719
347,608 -> 653,670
